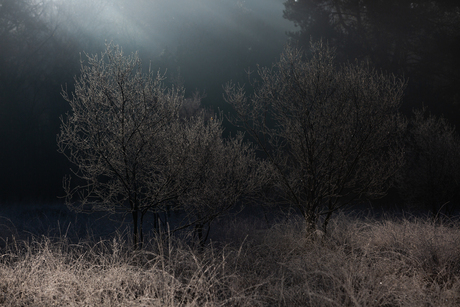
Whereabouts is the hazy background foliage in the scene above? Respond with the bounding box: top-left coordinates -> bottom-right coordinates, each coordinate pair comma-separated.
1,0 -> 460,223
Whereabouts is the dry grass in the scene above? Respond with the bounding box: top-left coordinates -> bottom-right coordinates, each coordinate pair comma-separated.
1,212 -> 460,306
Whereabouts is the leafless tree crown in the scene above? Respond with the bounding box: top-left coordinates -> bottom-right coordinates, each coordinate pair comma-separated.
58,43 -> 267,248
225,40 -> 407,232
58,44 -> 197,247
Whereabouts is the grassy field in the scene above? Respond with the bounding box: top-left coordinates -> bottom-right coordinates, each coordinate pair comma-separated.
1,205 -> 460,306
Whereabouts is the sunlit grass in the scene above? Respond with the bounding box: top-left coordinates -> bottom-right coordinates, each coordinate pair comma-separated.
1,209 -> 460,306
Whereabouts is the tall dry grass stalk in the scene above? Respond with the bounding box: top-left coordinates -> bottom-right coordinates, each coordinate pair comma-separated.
1,213 -> 460,306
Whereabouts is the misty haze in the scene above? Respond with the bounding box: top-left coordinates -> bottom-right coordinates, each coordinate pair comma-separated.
1,1 -> 460,305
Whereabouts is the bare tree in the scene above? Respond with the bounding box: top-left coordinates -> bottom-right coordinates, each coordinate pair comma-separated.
224,40 -> 406,233
58,43 -> 268,249
58,44 -> 195,248
397,109 -> 460,217
176,116 -> 272,246
166,99 -> 272,246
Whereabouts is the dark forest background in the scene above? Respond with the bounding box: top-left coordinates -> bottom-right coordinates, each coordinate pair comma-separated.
0,0 -> 292,202
1,0 -> 460,211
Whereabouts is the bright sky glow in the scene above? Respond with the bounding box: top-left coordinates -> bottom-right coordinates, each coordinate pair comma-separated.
39,0 -> 294,55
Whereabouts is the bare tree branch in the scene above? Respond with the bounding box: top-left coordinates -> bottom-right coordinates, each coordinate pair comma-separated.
225,40 -> 406,233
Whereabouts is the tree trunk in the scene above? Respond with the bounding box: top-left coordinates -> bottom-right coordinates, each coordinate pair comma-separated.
195,222 -> 204,247
140,210 -> 145,250
322,210 -> 332,234
303,210 -> 317,235
132,209 -> 140,250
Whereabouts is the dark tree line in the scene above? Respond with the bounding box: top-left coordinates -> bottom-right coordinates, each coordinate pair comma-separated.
0,0 -> 121,201
0,0 -> 72,201
283,0 -> 460,215
397,109 -> 460,217
283,0 -> 460,114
